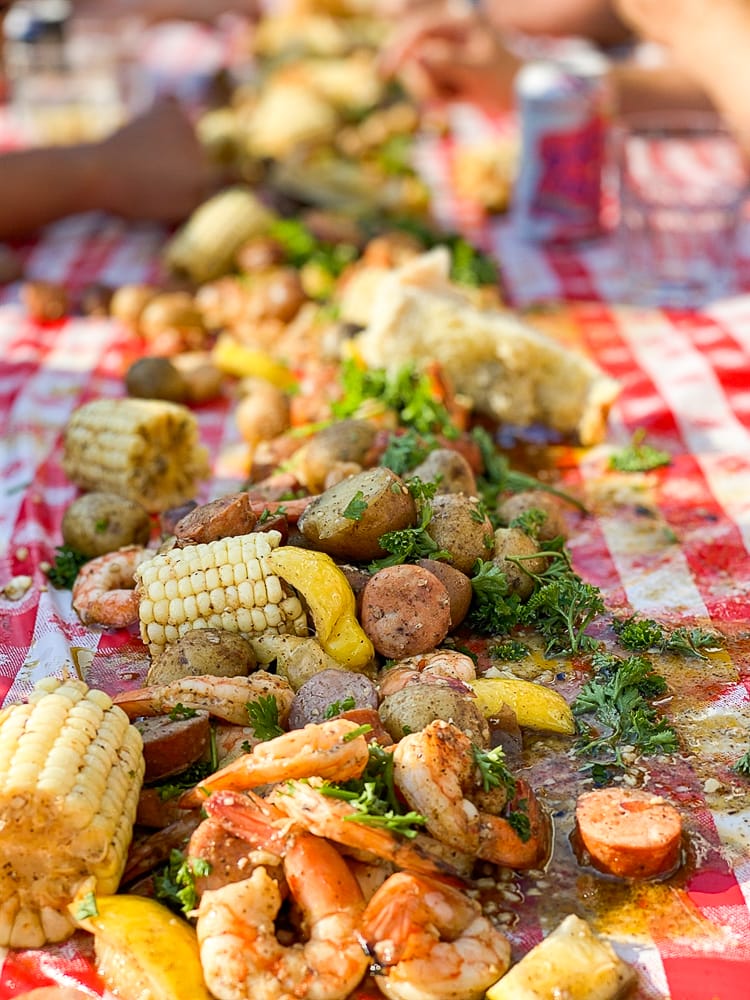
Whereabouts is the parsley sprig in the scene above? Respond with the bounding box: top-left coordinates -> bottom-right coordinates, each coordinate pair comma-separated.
614,616 -> 720,660
473,744 -> 516,796
467,560 -> 521,635
733,751 -> 750,777
370,479 -> 451,570
247,695 -> 283,741
573,652 -> 678,766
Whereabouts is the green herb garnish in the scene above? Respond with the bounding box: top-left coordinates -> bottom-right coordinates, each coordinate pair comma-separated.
520,577 -> 604,656
168,703 -> 198,721
609,429 -> 671,472
467,560 -> 520,635
325,696 -> 357,719
473,744 -> 515,796
733,751 -> 750,776
247,695 -> 283,741
155,725 -> 219,800
342,490 -> 368,521
573,652 -> 678,766
489,639 -> 528,661
507,802 -> 532,842
370,487 -> 451,570
75,891 -> 98,920
45,545 -> 89,588
378,428 -> 437,476
509,507 -> 548,539
614,616 -> 720,660
154,849 -> 211,916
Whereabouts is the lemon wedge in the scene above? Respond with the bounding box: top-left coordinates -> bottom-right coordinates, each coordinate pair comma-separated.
72,892 -> 210,1000
470,677 -> 576,735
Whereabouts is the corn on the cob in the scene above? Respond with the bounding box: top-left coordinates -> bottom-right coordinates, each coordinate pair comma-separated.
163,186 -> 275,284
62,397 -> 210,513
0,677 -> 144,949
135,529 -> 308,655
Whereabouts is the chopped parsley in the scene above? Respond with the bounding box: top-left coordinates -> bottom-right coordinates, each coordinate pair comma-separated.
609,429 -> 671,472
378,429 -> 437,475
508,802 -> 532,843
520,577 -> 604,657
573,652 -> 678,766
473,744 -> 515,796
489,639 -> 528,661
45,545 -> 89,589
154,849 -> 211,916
509,507 -> 548,539
246,695 -> 283,741
268,218 -> 358,280
320,744 -> 427,838
342,490 -> 368,521
75,891 -> 98,921
733,751 -> 750,777
370,481 -> 452,570
168,703 -> 198,721
325,696 -> 357,719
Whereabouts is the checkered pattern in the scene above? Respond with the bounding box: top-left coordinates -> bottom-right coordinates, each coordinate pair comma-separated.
1,98 -> 750,1000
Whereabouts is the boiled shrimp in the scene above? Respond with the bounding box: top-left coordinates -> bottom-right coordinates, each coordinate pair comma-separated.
393,720 -> 550,870
180,717 -> 371,807
378,651 -> 476,700
196,826 -> 368,1000
268,777 -> 471,878
112,671 -> 294,727
71,545 -> 151,628
187,815 -> 285,895
360,871 -> 511,1000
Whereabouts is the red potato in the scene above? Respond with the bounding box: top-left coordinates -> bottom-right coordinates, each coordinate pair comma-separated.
174,492 -> 258,545
133,711 -> 211,782
575,787 -> 683,879
360,564 -> 451,659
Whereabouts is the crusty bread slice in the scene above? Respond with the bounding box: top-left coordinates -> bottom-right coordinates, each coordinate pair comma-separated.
351,249 -> 620,445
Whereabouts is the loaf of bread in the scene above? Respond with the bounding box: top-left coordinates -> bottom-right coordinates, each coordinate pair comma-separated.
350,249 -> 620,445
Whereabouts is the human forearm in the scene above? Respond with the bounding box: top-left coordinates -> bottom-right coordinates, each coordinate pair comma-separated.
0,144 -> 102,239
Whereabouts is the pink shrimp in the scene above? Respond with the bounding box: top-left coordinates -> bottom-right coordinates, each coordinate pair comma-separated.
71,545 -> 151,628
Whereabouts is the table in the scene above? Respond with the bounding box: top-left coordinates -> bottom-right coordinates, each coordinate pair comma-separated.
1,91 -> 750,1000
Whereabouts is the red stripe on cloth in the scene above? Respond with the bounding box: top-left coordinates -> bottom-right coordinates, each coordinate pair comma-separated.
660,955 -> 750,1000
573,304 -> 750,624
543,246 -> 599,301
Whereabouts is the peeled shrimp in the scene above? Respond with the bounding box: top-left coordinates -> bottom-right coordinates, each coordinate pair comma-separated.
268,777 -> 470,878
196,826 -> 368,1000
180,718 -> 370,807
112,671 -> 294,727
360,871 -> 511,1000
378,651 -> 476,700
71,545 -> 151,628
392,720 -> 550,870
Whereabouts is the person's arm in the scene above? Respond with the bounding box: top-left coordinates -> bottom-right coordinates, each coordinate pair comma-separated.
484,0 -> 632,47
0,99 -> 218,240
615,0 -> 750,152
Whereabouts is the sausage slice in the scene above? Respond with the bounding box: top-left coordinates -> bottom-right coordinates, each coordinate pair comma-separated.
575,787 -> 683,879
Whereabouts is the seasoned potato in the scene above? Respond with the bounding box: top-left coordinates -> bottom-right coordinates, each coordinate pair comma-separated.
496,490 -> 569,541
289,669 -> 378,728
493,527 -> 547,599
425,493 -> 494,575
298,467 -> 416,561
109,283 -> 158,330
61,492 -> 151,557
409,448 -> 478,496
125,356 -> 191,403
146,628 -> 256,685
297,419 -> 378,494
379,683 -> 490,744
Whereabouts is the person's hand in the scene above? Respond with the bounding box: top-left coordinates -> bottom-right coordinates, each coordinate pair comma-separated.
90,98 -> 219,224
379,7 -> 520,112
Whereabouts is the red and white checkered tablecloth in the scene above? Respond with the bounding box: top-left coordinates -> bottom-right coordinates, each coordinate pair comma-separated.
2,97 -> 750,999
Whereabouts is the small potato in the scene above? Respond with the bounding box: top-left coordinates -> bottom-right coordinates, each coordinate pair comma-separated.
146,628 -> 256,685
497,490 -> 569,542
493,527 -> 547,600
253,268 -> 307,322
298,467 -> 416,561
235,380 -> 290,446
426,494 -> 494,575
410,448 -> 478,496
125,356 -> 191,403
289,668 -> 378,728
139,291 -> 204,341
21,280 -> 69,322
110,283 -> 159,330
171,351 -> 223,404
236,235 -> 286,273
297,419 -> 378,494
360,564 -> 451,659
79,282 -> 114,316
417,558 -> 472,630
379,683 -> 490,744
62,492 -> 151,557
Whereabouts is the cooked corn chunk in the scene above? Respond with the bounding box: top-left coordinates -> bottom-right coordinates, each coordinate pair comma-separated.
136,529 -> 308,654
62,398 -> 210,513
0,677 -> 144,949
163,186 -> 274,284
